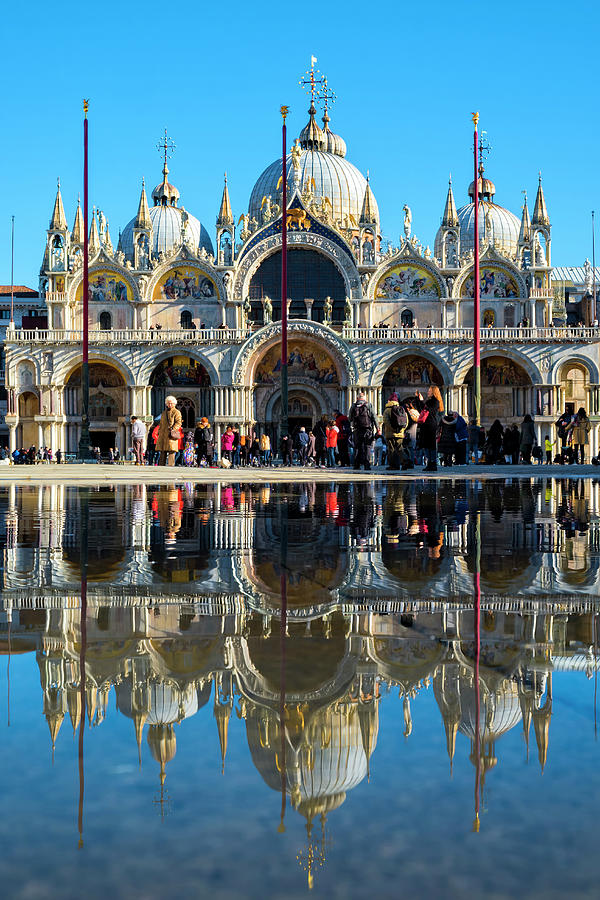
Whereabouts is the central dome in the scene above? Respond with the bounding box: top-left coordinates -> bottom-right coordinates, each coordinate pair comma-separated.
248,105 -> 378,230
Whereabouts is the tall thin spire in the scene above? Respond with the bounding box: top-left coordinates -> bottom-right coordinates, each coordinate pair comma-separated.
359,173 -> 377,225
71,195 -> 84,243
532,173 -> 550,227
88,208 -> 99,255
135,178 -> 152,229
50,177 -> 68,231
519,191 -> 531,243
442,176 -> 459,227
217,172 -> 234,226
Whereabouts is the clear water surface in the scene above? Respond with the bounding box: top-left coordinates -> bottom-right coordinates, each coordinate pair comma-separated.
0,478 -> 598,899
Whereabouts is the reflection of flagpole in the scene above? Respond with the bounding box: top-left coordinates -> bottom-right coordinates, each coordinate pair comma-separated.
473,510 -> 481,832
472,112 -> 481,426
278,489 -> 288,833
78,488 -> 89,848
280,106 -> 289,441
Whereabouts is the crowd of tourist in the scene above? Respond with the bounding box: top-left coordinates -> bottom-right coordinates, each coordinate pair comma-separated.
1,392 -> 594,471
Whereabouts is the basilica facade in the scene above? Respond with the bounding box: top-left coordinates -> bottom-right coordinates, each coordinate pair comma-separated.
5,88 -> 600,454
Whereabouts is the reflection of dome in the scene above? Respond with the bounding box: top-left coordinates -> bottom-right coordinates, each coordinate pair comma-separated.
458,680 -> 522,741
249,106 -> 377,229
116,679 -> 210,724
247,703 -> 376,815
121,204 -> 213,260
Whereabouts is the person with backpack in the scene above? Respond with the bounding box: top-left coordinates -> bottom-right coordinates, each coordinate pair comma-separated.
349,391 -> 377,472
555,409 -> 574,463
382,392 -> 408,471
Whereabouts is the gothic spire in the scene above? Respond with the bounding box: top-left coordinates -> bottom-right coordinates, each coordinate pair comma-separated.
532,173 -> 550,227
442,176 -> 459,227
89,208 -> 99,254
359,173 -> 377,225
135,178 -> 152,229
216,173 -> 234,227
71,195 -> 84,243
519,191 -> 531,243
50,178 -> 68,231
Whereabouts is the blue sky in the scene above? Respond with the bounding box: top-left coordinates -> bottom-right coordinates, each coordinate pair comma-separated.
1,0 -> 596,285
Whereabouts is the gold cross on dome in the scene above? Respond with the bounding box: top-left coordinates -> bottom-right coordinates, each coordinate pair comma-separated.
317,76 -> 337,115
299,56 -> 324,104
156,128 -> 176,170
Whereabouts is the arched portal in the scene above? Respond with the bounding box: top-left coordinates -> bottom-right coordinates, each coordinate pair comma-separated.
66,363 -> 127,453
382,355 -> 444,398
253,337 -> 342,444
18,391 -> 39,447
248,249 -> 346,324
559,362 -> 589,414
149,356 -> 212,423
464,355 -> 532,423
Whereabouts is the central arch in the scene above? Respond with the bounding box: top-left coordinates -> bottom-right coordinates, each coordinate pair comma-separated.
463,355 -> 532,423
248,248 -> 347,324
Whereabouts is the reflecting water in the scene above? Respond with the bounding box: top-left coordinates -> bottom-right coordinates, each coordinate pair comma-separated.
0,479 -> 599,899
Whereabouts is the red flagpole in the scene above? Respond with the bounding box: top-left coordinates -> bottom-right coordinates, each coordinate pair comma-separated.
472,112 -> 481,426
78,99 -> 91,459
280,106 -> 289,440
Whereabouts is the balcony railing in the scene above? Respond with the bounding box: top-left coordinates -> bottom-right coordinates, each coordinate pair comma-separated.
341,325 -> 600,343
9,327 -> 253,345
5,324 -> 600,346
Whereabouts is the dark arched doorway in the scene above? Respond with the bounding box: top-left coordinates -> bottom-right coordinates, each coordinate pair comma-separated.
248,249 -> 346,323
464,356 -> 532,423
149,356 -> 212,423
65,363 -> 126,453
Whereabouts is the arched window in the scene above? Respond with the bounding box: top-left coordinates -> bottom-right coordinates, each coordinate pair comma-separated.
401,309 -> 414,327
180,310 -> 193,329
99,311 -> 112,330
483,309 -> 495,327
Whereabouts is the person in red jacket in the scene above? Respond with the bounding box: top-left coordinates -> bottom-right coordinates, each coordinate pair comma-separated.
326,420 -> 339,468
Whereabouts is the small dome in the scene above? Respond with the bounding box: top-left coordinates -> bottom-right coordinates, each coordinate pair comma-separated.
458,680 -> 522,741
434,169 -> 520,260
120,203 -> 214,261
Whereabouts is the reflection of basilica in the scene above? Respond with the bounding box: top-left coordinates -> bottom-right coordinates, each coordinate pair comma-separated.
4,600 -> 598,886
1,480 -> 599,886
5,64 -> 600,453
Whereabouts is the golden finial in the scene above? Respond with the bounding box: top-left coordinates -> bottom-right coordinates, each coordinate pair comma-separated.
280,105 -> 289,120
83,99 -> 89,118
472,111 -> 479,127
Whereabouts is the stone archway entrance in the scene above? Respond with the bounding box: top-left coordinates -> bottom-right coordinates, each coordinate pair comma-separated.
382,355 -> 444,399
18,391 -> 39,447
464,356 -> 532,423
149,356 -> 212,423
253,338 -> 343,445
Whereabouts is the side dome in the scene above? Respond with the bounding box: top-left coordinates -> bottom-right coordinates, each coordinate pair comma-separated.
434,170 -> 520,260
120,205 -> 213,261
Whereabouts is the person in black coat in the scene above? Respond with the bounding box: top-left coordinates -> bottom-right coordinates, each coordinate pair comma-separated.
438,413 -> 457,467
418,397 -> 440,472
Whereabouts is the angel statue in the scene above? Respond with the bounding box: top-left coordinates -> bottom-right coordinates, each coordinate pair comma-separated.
261,195 -> 273,224
584,257 -> 593,294
263,296 -> 272,324
403,205 -> 412,240
323,295 -> 332,325
291,139 -> 302,171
